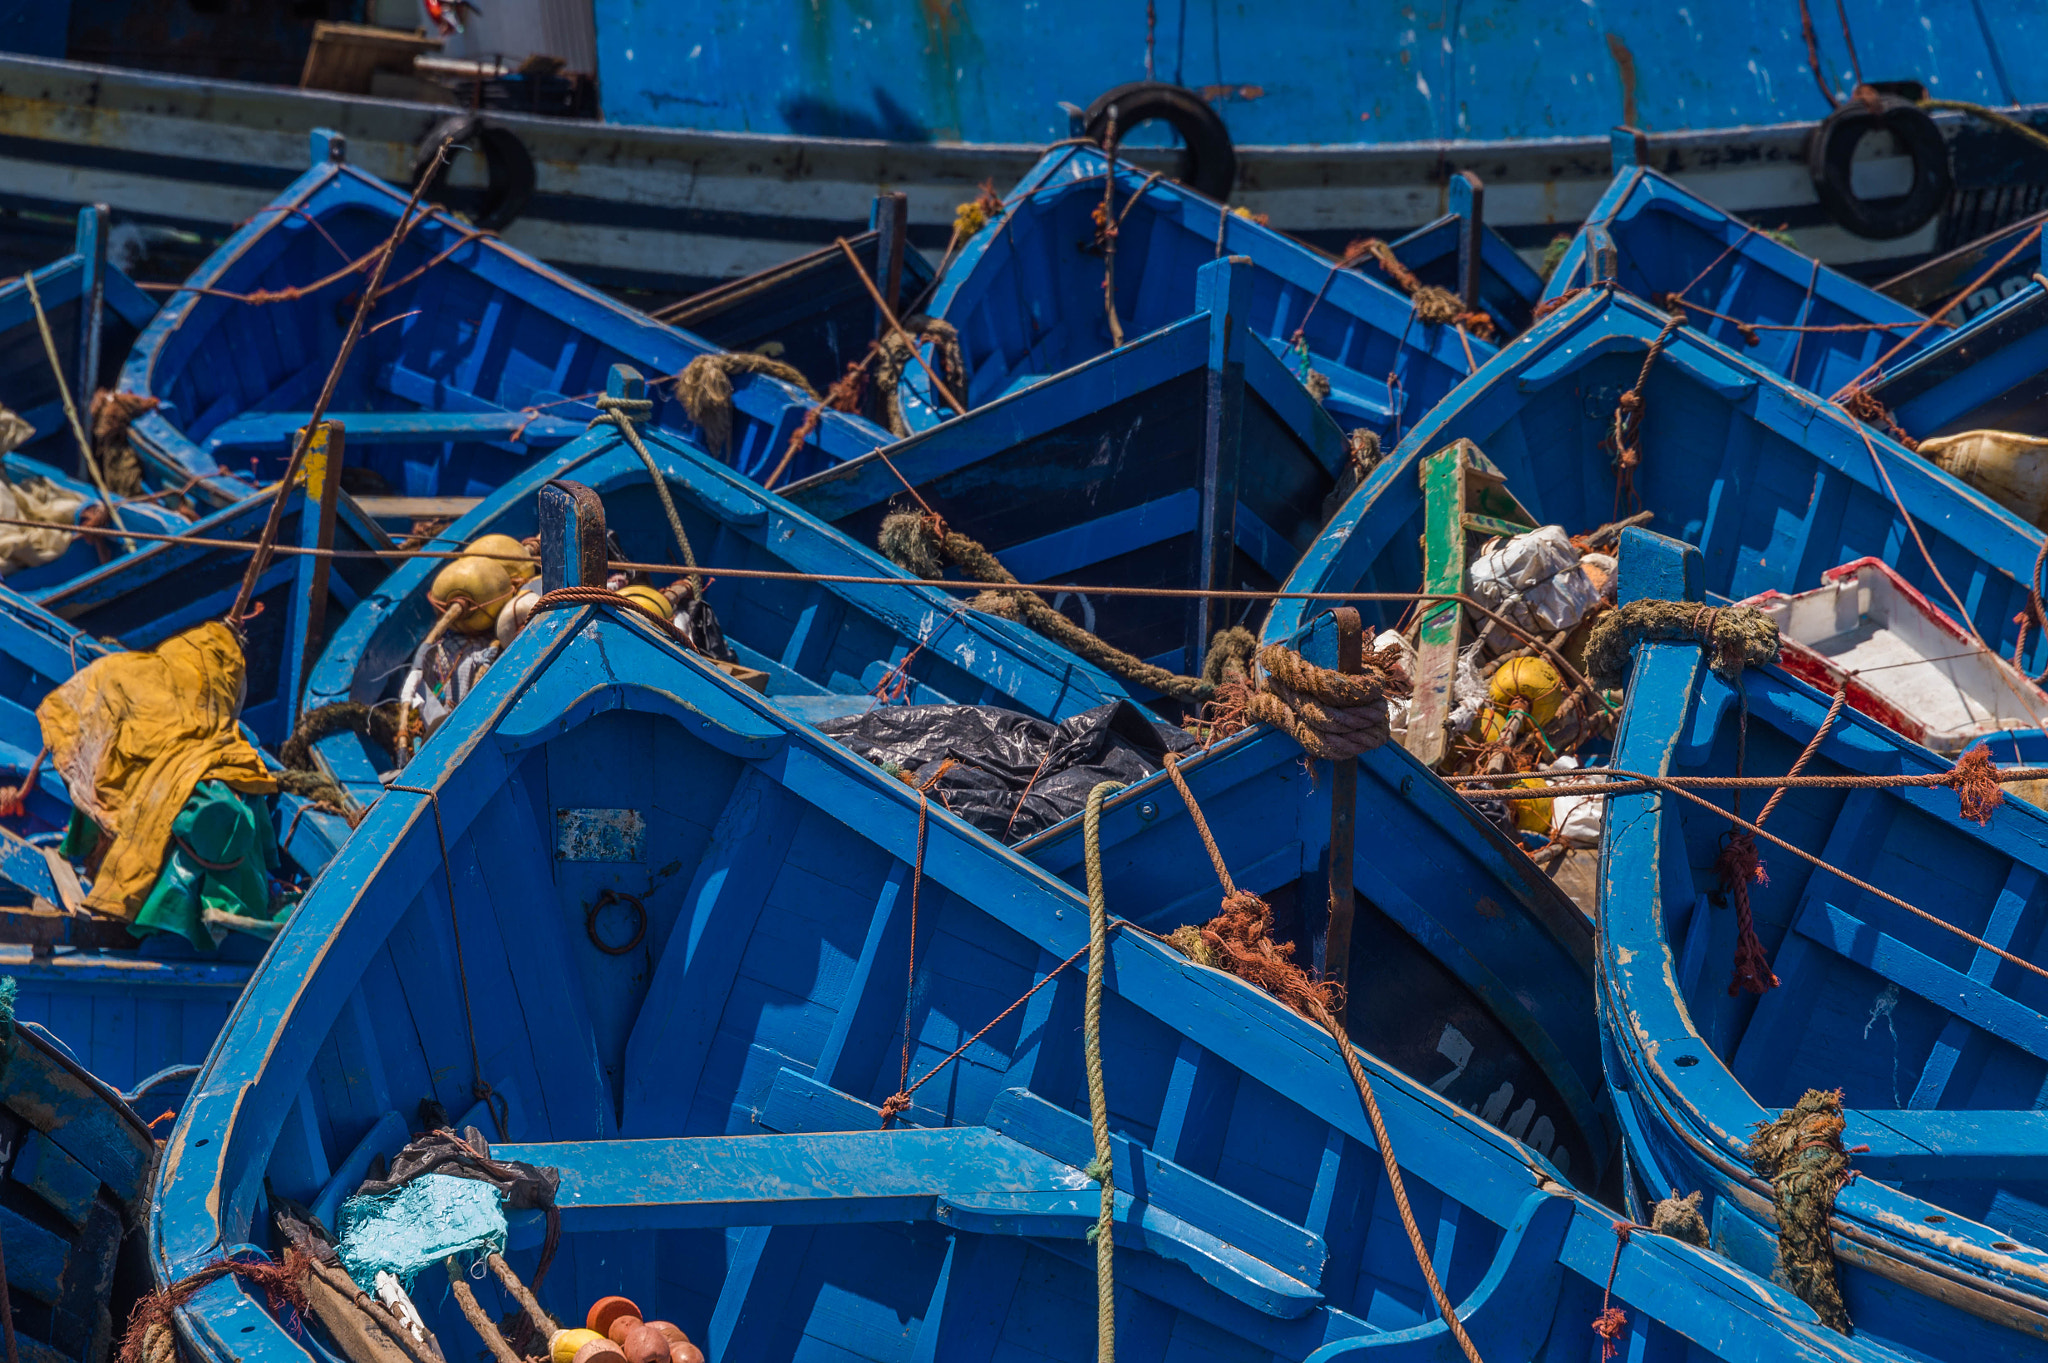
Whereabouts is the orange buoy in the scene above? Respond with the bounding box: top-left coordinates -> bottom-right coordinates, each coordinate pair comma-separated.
586,1297 -> 641,1340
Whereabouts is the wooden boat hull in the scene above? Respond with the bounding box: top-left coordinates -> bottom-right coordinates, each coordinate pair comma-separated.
1602,528 -> 2048,1356
1542,162 -> 1935,399
790,255 -> 1360,676
0,1017 -> 157,1363
1017,690 -> 1610,1185
1269,288 -> 2048,706
152,594 -> 1898,1363
1868,274 -> 2048,440
303,369 -> 1147,806
896,145 -> 1486,444
2,53 -> 2041,300
119,144 -> 883,509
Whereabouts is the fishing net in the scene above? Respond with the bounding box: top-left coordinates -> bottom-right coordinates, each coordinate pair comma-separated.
336,1172 -> 508,1293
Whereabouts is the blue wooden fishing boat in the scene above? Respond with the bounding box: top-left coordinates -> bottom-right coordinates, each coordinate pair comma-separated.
118,131 -> 885,510
1269,287 -> 2048,687
888,144 -> 1487,441
0,582 -> 350,1096
789,253 -> 1369,677
0,206 -> 192,591
149,570 -> 1903,1363
1540,156 -> 1937,399
1865,264 -> 2048,440
0,999 -> 159,1363
1017,627 -> 1611,1185
1601,526 -> 2048,1358
302,366 -> 1150,809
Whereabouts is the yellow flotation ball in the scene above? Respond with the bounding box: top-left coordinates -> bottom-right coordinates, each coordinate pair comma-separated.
429,555 -> 514,634
466,532 -> 537,583
1511,775 -> 1553,836
551,1330 -> 606,1363
1490,657 -> 1564,725
617,583 -> 673,624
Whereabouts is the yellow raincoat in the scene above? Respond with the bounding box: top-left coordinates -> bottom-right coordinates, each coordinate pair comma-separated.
37,621 -> 277,918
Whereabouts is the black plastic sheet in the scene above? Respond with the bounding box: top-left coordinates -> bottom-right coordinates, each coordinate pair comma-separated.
820,701 -> 1198,843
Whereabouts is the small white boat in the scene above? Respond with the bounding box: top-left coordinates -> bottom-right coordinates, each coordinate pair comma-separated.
1740,556 -> 2048,752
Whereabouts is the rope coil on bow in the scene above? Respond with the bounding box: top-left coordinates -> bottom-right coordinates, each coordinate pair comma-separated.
1215,643 -> 1413,761
673,352 -> 816,457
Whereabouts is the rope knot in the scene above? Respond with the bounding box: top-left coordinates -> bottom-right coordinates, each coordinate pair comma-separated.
1583,598 -> 1780,689
878,1092 -> 912,1128
1228,643 -> 1411,760
1944,746 -> 2005,825
674,352 -> 817,454
593,392 -> 655,422
1748,1088 -> 1854,1333
1717,831 -> 1778,996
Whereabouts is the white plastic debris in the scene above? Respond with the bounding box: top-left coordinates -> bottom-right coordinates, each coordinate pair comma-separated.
1545,755 -> 1604,847
1470,526 -> 1607,635
1447,641 -> 1491,733
1375,629 -> 1415,743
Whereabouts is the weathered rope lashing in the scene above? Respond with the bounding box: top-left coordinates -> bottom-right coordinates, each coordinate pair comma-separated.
1230,643 -> 1412,760
593,392 -> 699,579
873,317 -> 968,436
674,352 -> 817,455
1581,598 -> 1781,688
1748,1089 -> 1855,1334
876,511 -> 1255,700
1153,758 -> 1483,1363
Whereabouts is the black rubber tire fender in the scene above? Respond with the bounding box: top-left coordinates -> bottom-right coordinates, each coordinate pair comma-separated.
411,113 -> 537,233
1082,81 -> 1237,203
1807,95 -> 1952,241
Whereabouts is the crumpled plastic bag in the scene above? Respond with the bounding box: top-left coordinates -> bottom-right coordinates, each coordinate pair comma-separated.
1546,755 -> 1604,847
821,700 -> 1199,843
0,473 -> 85,572
1374,630 -> 1415,744
1471,525 -> 1607,635
36,621 -> 276,918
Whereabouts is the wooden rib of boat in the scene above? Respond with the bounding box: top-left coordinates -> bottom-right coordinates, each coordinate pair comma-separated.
1269,288 -> 2048,719
302,366 -> 1148,808
149,569 -> 1901,1363
1602,526 -> 2048,1357
1541,162 -> 1934,399
118,132 -> 886,510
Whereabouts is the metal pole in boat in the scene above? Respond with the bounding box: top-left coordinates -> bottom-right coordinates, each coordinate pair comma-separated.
1326,607 -> 1362,1025
871,192 -> 908,339
1449,172 -> 1483,318
75,204 -> 108,472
